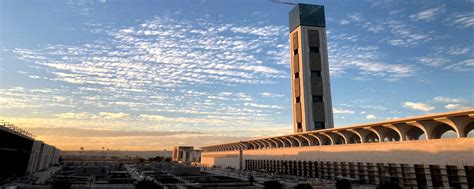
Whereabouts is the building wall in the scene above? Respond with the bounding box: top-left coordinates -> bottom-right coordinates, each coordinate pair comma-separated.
202,138 -> 474,168
27,141 -> 43,174
291,25 -> 334,133
0,127 -> 34,178
202,138 -> 474,187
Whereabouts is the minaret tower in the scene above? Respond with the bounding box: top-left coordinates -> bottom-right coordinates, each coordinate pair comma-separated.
290,4 -> 334,133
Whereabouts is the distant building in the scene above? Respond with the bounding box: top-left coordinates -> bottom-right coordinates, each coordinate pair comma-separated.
0,123 -> 59,181
200,3 -> 474,189
290,4 -> 334,133
172,146 -> 201,163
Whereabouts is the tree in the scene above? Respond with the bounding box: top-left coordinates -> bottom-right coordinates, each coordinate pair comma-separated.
263,180 -> 283,189
135,179 -> 163,189
335,179 -> 351,189
295,183 -> 313,189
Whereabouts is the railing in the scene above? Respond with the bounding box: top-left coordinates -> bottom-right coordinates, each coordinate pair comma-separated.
0,120 -> 35,138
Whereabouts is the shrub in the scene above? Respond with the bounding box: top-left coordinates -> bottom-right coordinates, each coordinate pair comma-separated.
263,180 -> 283,189
335,179 -> 351,189
135,179 -> 163,189
295,183 -> 313,189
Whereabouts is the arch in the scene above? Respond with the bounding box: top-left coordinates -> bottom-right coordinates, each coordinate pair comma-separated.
318,133 -> 334,145
363,127 -> 381,143
302,134 -> 319,146
370,126 -> 401,142
466,122 -> 474,138
248,141 -> 259,149
404,125 -> 426,141
406,120 -> 443,139
382,124 -> 404,141
262,139 -> 274,148
338,130 -> 361,144
347,129 -> 364,143
333,131 -> 349,144
267,138 -> 279,148
306,133 -> 321,146
276,137 -> 291,147
283,136 -> 298,147
298,135 -> 311,146
273,138 -> 286,148
365,132 -> 380,143
289,136 -> 303,147
431,122 -> 457,139
254,140 -> 266,149
237,142 -> 247,150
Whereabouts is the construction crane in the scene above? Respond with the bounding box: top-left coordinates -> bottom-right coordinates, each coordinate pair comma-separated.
268,0 -> 297,6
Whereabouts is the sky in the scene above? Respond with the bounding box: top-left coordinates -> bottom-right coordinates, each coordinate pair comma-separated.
0,0 -> 473,151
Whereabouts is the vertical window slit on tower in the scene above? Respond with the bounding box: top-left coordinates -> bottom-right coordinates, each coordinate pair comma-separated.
312,71 -> 321,77
295,72 -> 299,79
309,47 -> 319,53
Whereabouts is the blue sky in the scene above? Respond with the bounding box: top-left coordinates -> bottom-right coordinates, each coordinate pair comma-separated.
0,0 -> 473,150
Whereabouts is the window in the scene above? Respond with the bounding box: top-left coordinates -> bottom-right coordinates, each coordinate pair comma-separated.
314,122 -> 324,129
312,71 -> 321,77
310,47 -> 319,53
312,95 -> 323,102
297,122 -> 302,129
293,49 -> 298,55
296,97 -> 300,103
295,72 -> 299,79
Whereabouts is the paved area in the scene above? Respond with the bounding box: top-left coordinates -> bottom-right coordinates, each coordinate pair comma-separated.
32,166 -> 62,184
205,167 -> 340,188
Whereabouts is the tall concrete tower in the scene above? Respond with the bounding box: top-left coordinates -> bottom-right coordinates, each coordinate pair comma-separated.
290,4 -> 334,133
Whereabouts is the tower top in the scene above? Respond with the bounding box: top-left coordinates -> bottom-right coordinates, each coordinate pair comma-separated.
289,3 -> 325,32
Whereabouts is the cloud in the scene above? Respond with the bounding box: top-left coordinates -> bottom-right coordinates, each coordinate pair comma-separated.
99,112 -> 129,119
444,59 -> 474,72
260,92 -> 284,98
366,114 -> 377,119
56,112 -> 129,119
244,102 -> 285,109
416,56 -> 450,67
444,104 -> 471,110
433,96 -> 467,103
409,6 -> 445,21
333,108 -> 355,114
327,40 -> 416,81
446,12 -> 474,28
403,102 -> 435,112
138,114 -> 168,121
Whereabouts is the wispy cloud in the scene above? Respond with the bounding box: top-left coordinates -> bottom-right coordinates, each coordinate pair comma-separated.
446,12 -> 474,28
416,56 -> 450,67
403,101 -> 435,112
444,59 -> 474,72
444,104 -> 471,110
433,96 -> 467,103
333,108 -> 355,114
260,92 -> 284,98
327,40 -> 416,81
409,6 -> 445,22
